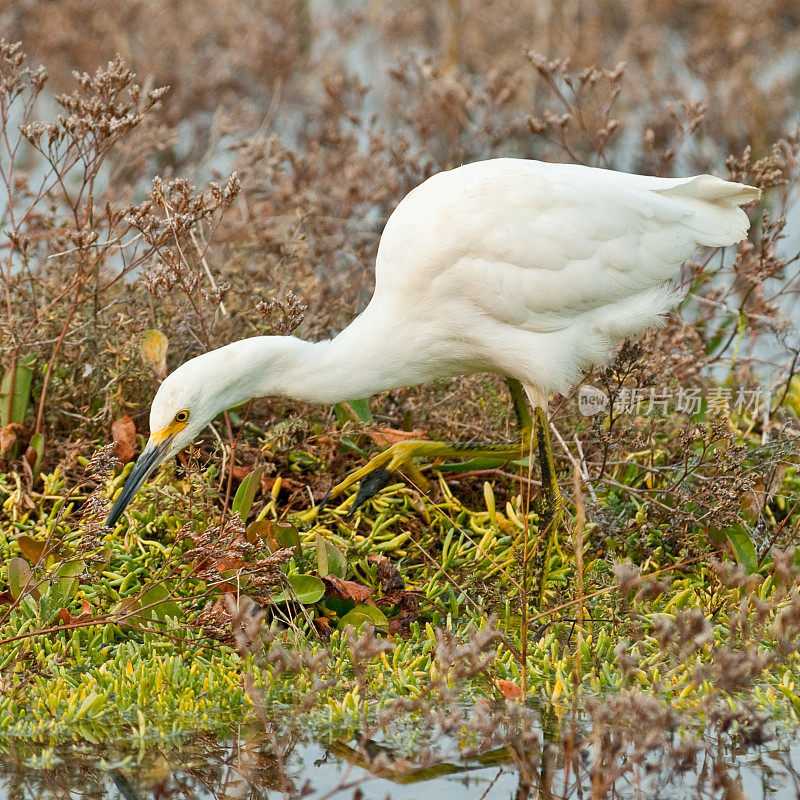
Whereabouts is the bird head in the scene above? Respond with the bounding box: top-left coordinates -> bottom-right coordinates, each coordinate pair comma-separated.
105,353 -> 239,527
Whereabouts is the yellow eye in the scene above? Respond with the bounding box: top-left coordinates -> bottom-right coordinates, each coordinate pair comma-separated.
174,409 -> 190,424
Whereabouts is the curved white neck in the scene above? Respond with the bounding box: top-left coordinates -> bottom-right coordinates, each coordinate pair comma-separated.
267,334 -> 407,404
210,307 -> 447,409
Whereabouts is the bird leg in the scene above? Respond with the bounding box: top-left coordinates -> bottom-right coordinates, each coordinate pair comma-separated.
323,383 -> 562,606
322,378 -> 535,515
506,376 -> 534,446
323,435 -> 533,515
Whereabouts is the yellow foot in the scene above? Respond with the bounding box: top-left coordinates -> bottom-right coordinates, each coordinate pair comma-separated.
321,435 -> 530,517
321,440 -> 431,516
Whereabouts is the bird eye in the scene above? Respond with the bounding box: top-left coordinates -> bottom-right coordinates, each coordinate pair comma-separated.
174,409 -> 190,424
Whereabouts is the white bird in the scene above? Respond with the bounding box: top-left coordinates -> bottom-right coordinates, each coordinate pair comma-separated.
107,158 -> 759,593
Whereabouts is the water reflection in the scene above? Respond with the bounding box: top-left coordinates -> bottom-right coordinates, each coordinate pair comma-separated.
2,723 -> 800,799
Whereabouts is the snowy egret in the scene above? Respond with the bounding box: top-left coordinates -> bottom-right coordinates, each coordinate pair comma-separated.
107,158 -> 759,585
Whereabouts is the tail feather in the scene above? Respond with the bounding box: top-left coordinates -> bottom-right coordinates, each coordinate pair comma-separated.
655,175 -> 761,248
656,174 -> 761,205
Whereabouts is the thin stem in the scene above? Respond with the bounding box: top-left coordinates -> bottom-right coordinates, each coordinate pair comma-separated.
34,281 -> 81,435
219,399 -> 255,531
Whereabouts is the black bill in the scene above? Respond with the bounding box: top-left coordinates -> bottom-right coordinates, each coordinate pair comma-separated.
106,437 -> 172,527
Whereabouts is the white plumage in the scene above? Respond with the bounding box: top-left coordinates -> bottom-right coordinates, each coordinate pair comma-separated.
106,158 -> 759,526
359,158 -> 758,405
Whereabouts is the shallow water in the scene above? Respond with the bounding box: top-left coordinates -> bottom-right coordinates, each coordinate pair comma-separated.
3,723 -> 800,800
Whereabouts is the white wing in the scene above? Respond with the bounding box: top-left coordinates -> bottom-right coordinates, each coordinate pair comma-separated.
369,159 -> 758,395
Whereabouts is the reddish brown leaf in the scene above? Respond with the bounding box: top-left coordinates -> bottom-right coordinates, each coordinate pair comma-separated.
377,556 -> 405,592
377,589 -> 420,632
366,427 -> 426,447
58,599 -> 92,625
230,463 -> 252,482
245,519 -> 270,544
388,618 -> 412,636
111,415 -> 137,463
323,575 -> 373,603
376,589 -> 419,607
215,556 -> 246,573
23,445 -> 37,469
16,534 -> 47,564
313,616 -> 332,639
0,423 -> 26,455
0,590 -> 14,604
497,680 -> 524,701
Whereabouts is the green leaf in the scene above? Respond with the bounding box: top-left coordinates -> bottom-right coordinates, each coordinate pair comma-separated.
272,522 -> 301,552
37,560 -> 84,621
436,457 -> 512,473
0,354 -> 36,426
20,594 -> 38,618
316,534 -> 347,578
28,432 -> 44,478
322,597 -> 352,618
271,574 -> 325,605
38,585 -> 63,624
137,583 -> 181,622
8,556 -> 38,600
335,398 -> 373,424
337,435 -> 365,455
348,398 -> 373,423
53,560 -> 84,603
231,466 -> 265,523
727,525 -> 758,574
337,603 -> 388,631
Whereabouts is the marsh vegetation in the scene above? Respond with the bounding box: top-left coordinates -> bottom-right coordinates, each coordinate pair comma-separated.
1,2 -> 800,797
